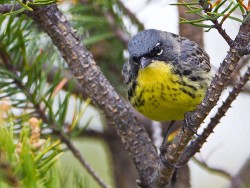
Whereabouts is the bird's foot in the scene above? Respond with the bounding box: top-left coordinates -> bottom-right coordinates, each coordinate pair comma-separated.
182,118 -> 199,137
159,146 -> 182,169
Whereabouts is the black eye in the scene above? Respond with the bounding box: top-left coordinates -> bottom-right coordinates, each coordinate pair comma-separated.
153,43 -> 163,55
131,57 -> 139,65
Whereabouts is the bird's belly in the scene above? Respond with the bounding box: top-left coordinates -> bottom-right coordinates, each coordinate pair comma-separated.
130,61 -> 205,121
132,84 -> 200,121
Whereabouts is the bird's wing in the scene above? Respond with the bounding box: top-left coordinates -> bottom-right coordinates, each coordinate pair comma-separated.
179,36 -> 211,72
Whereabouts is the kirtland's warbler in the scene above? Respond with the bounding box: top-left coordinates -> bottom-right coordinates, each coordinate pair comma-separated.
122,29 -> 211,122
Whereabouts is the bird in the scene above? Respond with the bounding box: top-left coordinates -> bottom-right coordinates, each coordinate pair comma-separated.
122,29 -> 211,132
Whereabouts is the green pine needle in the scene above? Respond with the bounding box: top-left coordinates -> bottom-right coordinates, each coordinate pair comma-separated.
173,0 -> 246,29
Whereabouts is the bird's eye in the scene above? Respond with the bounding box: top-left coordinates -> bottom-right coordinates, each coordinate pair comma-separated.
153,43 -> 163,55
132,57 -> 139,65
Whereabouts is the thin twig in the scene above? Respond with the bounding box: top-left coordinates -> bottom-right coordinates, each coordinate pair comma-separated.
236,0 -> 248,10
53,129 -> 111,188
0,4 -> 19,13
36,108 -> 110,188
117,0 -> 145,31
192,157 -> 232,179
229,155 -> 250,188
199,0 -> 234,46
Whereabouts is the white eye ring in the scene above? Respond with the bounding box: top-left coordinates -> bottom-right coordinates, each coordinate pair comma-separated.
156,49 -> 163,55
154,43 -> 163,55
133,61 -> 138,65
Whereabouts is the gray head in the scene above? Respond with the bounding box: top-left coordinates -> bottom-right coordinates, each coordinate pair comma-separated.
128,29 -> 166,57
128,29 -> 180,67
127,29 -> 210,70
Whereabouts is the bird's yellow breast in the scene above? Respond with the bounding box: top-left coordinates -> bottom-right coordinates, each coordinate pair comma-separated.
130,61 -> 205,121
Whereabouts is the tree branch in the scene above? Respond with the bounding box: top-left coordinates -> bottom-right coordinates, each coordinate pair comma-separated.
46,65 -> 87,97
200,0 -> 234,46
227,56 -> 250,88
22,4 -> 161,187
192,157 -> 232,179
0,4 -> 20,13
117,0 -> 145,31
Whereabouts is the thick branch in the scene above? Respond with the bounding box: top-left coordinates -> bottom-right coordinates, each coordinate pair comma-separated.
24,4 -> 161,187
46,65 -> 87,97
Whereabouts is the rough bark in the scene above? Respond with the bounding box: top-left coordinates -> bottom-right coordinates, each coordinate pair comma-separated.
27,4 -> 162,188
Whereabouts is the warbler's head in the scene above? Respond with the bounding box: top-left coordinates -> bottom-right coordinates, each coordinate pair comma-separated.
128,29 -> 178,66
122,29 -> 210,85
123,29 -> 179,85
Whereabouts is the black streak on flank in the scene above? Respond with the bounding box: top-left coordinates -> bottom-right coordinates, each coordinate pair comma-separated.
183,69 -> 192,76
180,88 -> 195,99
174,69 -> 182,77
189,77 -> 198,81
128,88 -> 133,101
136,91 -> 145,107
177,80 -> 197,91
189,76 -> 203,82
134,97 -> 145,108
128,81 -> 137,101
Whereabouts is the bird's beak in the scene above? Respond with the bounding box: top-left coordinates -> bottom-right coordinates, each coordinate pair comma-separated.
140,57 -> 152,69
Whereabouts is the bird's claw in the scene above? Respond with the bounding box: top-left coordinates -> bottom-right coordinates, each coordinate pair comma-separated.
182,118 -> 200,136
160,146 -> 182,169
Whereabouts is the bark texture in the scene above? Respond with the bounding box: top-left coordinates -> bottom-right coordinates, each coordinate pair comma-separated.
28,4 -> 163,188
